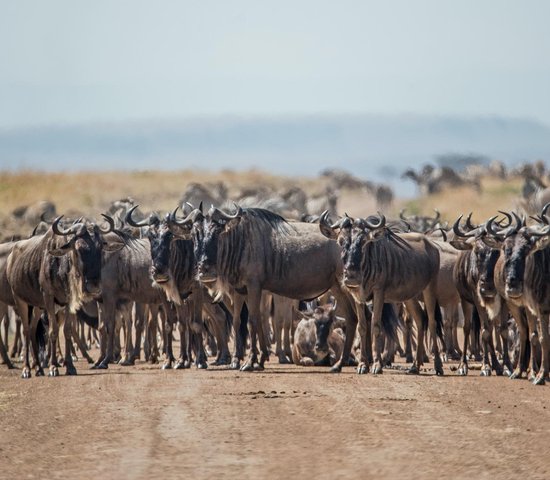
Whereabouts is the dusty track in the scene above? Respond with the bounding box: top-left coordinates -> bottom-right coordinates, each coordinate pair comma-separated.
1,356 -> 549,480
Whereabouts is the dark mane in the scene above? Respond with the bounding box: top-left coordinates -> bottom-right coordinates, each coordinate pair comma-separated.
242,208 -> 293,235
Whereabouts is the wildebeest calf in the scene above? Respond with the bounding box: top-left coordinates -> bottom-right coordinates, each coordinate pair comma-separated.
292,303 -> 345,367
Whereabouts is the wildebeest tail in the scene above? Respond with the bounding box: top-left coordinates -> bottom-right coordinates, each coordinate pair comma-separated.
36,312 -> 48,352
239,302 -> 249,343
217,301 -> 233,339
77,308 -> 99,329
381,303 -> 399,344
472,306 -> 481,346
434,301 -> 445,347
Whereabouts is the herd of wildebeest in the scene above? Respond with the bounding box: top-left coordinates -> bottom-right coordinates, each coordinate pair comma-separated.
1,162 -> 550,386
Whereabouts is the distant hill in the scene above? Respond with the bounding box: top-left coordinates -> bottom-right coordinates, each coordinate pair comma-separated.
1,114 -> 549,192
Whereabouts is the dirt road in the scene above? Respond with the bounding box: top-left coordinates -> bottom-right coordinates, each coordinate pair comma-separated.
1,357 -> 549,480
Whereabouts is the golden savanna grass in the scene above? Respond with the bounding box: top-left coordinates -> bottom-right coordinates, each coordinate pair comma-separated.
0,169 -> 524,237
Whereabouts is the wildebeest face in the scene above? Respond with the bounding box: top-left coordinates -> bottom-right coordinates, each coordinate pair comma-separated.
473,240 -> 500,299
314,308 -> 335,353
342,227 -> 366,288
147,223 -> 173,283
196,218 -> 224,283
501,233 -> 532,299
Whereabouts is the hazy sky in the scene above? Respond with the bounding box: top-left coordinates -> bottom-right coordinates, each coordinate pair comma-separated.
1,0 -> 549,127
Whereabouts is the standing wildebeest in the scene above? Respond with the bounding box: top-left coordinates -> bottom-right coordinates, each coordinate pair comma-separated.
450,215 -> 504,376
127,207 -> 231,368
483,210 -> 550,384
320,212 -> 444,375
6,216 -> 123,378
292,302 -> 345,366
169,206 -> 360,372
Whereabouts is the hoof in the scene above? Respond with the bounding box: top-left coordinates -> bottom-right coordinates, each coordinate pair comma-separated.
173,360 -> 185,370
96,362 -> 109,370
253,363 -> 265,371
277,355 -> 291,364
119,359 -> 134,366
48,367 -> 59,377
480,367 -> 491,377
196,362 -> 208,370
229,360 -> 241,370
405,355 -> 414,363
21,369 -> 31,379
161,363 -> 172,370
533,374 -> 546,386
65,365 -> 77,376
372,364 -> 383,375
357,363 -> 369,375
434,357 -> 444,376
240,362 -> 253,372
330,364 -> 342,373
509,369 -> 522,380
503,367 -> 512,377
408,365 -> 420,375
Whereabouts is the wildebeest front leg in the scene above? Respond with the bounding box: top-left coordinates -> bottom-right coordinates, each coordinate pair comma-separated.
497,306 -> 513,375
404,300 -> 427,374
423,287 -> 444,376
230,295 -> 246,370
355,302 -> 371,374
0,304 -> 14,369
477,303 -> 502,376
533,314 -> 549,385
241,287 -> 269,371
43,299 -> 61,377
94,300 -> 115,369
63,311 -> 77,375
526,310 -> 541,381
330,289 -> 358,373
457,301 -> 472,376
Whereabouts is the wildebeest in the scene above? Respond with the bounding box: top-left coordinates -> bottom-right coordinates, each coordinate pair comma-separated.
6,216 -> 123,377
127,206 -> 231,368
450,215 -> 504,376
292,302 -> 345,366
169,205 -> 360,372
482,209 -> 550,384
320,212 -> 444,375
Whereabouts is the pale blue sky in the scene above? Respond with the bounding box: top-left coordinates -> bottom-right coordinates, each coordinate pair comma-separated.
1,0 -> 549,127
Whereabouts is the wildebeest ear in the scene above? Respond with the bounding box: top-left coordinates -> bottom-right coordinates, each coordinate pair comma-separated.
102,239 -> 125,252
319,222 -> 338,240
223,217 -> 242,233
49,242 -> 74,256
531,235 -> 550,253
449,239 -> 473,251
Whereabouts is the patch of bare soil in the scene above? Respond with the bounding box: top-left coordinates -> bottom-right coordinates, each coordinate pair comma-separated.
1,355 -> 549,480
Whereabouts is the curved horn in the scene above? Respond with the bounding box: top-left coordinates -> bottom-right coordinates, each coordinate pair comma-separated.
52,216 -> 70,236
99,214 -> 115,234
320,210 -> 342,230
170,205 -> 202,226
331,300 -> 338,312
452,215 -> 475,238
541,202 -> 550,220
210,205 -> 243,222
399,209 -> 408,221
507,212 -> 523,236
497,210 -> 513,228
432,209 -> 441,223
125,205 -> 149,228
464,212 -> 477,231
365,212 -> 386,230
485,215 -> 505,240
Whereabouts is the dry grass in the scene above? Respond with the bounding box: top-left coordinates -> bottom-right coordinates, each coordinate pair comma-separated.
0,169 -> 525,238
